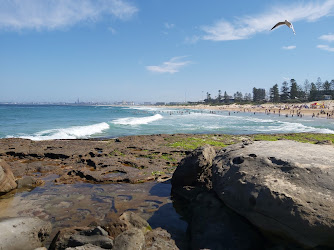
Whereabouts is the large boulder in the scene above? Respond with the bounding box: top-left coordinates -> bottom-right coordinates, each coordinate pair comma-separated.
0,217 -> 51,250
119,211 -> 151,233
49,226 -> 113,250
172,145 -> 216,190
0,159 -> 17,194
144,227 -> 178,250
212,140 -> 334,248
113,228 -> 145,250
188,191 -> 264,249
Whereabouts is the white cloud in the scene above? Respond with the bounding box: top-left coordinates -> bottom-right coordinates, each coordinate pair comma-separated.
164,22 -> 174,29
317,44 -> 334,52
282,45 -> 296,50
200,0 -> 334,41
146,56 -> 192,74
108,26 -> 117,34
0,0 -> 138,31
319,34 -> 334,42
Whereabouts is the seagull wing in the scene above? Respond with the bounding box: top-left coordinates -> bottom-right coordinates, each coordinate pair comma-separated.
290,24 -> 296,34
271,21 -> 286,30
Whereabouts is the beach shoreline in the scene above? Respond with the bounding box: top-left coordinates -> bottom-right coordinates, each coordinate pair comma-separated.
157,100 -> 334,119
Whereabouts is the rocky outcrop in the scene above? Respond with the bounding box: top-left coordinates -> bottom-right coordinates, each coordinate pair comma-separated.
0,136 -> 191,185
171,146 -> 265,249
50,212 -> 178,250
113,228 -> 145,250
213,140 -> 334,248
0,159 -> 17,194
49,226 -> 114,250
144,227 -> 179,250
113,212 -> 178,250
119,211 -> 152,233
187,191 -> 264,249
172,145 -> 216,190
0,217 -> 51,250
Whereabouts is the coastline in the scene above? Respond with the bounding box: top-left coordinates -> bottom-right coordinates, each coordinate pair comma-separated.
1,133 -> 334,249
160,100 -> 334,119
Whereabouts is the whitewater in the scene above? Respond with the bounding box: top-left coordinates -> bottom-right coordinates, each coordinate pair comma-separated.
1,104 -> 334,140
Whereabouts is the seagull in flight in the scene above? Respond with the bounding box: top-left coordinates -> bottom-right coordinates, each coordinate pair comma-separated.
271,20 -> 295,35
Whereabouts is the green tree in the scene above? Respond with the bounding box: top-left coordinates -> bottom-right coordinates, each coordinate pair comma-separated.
234,91 -> 243,102
316,77 -> 322,91
223,91 -> 229,104
303,79 -> 310,100
323,81 -> 331,94
297,84 -> 306,100
244,93 -> 252,101
253,88 -> 266,102
309,83 -> 318,101
205,92 -> 212,103
217,90 -> 222,102
280,81 -> 289,102
270,84 -> 280,103
290,79 -> 298,100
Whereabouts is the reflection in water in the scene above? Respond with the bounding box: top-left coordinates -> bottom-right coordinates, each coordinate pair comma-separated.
0,175 -> 187,247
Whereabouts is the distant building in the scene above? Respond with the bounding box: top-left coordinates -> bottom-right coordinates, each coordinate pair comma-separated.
155,102 -> 166,106
143,102 -> 152,105
323,95 -> 332,100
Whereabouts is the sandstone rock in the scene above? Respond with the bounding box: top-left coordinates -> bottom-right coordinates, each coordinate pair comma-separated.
119,211 -> 152,233
16,176 -> 43,189
49,227 -> 113,250
102,218 -> 128,239
172,145 -> 216,190
65,244 -> 104,250
213,140 -> 334,248
113,228 -> 145,250
145,227 -> 178,250
0,159 -> 17,194
0,217 -> 51,250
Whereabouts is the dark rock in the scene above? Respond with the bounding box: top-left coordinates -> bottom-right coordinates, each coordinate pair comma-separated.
212,140 -> 334,248
49,227 -> 113,250
188,191 -> 264,250
0,159 -> 17,194
0,217 -> 51,250
172,145 -> 216,190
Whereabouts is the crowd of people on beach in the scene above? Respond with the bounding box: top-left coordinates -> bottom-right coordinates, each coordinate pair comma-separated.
127,101 -> 334,120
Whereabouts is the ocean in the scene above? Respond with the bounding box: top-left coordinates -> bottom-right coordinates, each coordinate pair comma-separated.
1,104 -> 334,140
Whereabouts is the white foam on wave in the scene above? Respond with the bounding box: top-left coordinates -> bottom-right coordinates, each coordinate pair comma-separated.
127,106 -> 179,113
113,114 -> 163,125
18,122 -> 110,140
253,121 -> 334,134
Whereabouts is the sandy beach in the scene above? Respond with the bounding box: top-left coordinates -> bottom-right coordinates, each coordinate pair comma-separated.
165,100 -> 334,119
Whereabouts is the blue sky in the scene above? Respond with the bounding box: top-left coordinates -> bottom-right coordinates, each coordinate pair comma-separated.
0,0 -> 333,103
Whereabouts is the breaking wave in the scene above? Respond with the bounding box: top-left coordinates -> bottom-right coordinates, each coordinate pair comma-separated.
113,114 -> 163,125
18,122 -> 110,140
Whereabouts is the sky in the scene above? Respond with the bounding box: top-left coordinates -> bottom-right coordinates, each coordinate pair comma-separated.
0,0 -> 333,103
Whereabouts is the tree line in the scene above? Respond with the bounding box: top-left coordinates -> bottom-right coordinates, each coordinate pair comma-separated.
203,78 -> 334,104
